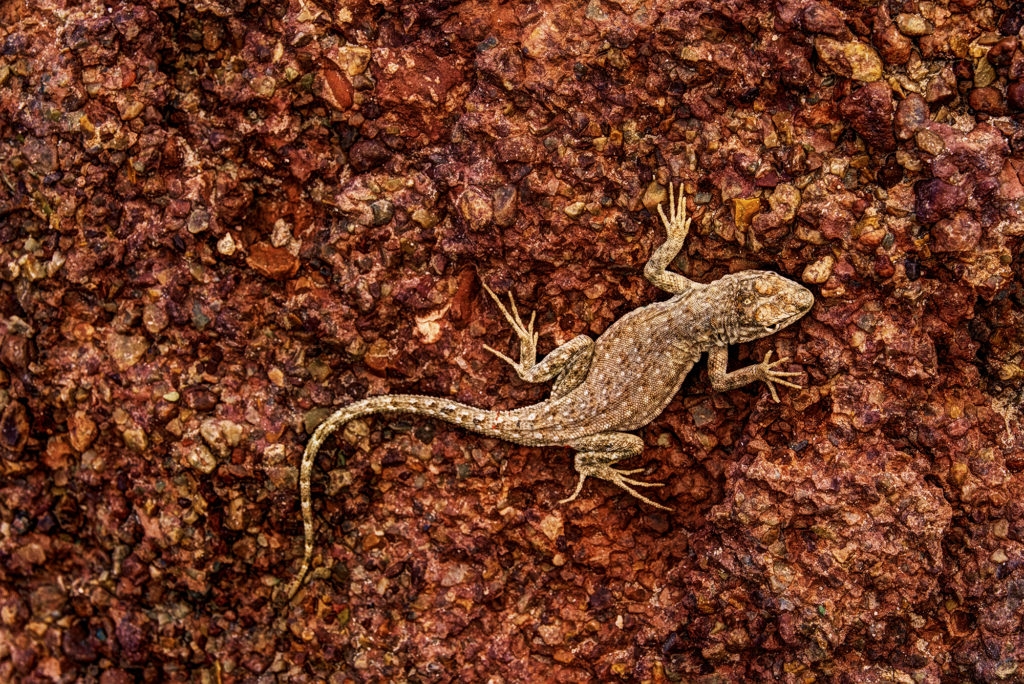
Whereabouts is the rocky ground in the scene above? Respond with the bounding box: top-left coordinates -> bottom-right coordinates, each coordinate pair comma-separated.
1,0 -> 1024,681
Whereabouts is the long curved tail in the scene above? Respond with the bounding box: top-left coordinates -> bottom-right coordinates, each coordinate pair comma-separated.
284,394 -> 510,599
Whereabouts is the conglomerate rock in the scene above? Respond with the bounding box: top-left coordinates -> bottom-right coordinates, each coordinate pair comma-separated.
1,0 -> 1023,681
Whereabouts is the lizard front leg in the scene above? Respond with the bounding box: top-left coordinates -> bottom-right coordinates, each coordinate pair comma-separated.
481,281 -> 595,398
645,182 -> 700,295
560,432 -> 671,511
707,346 -> 803,402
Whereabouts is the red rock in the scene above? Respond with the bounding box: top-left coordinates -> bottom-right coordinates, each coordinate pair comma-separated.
492,185 -> 518,227
115,616 -> 148,662
925,66 -> 957,103
0,331 -> 32,372
495,135 -> 541,164
931,214 -> 982,252
1011,49 -> 1024,80
348,139 -> 389,172
987,37 -> 1018,67
363,338 -> 391,373
802,5 -> 849,37
0,401 -> 29,454
319,66 -> 353,111
449,269 -> 479,327
182,385 -> 218,412
1008,80 -> 1024,109
874,24 -> 913,65
373,46 -> 464,141
895,93 -> 929,139
999,3 -> 1024,34
914,178 -> 966,223
968,86 -> 1006,115
246,241 -> 299,280
839,81 -> 896,150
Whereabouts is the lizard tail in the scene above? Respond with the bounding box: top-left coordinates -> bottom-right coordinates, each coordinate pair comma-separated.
284,394 -> 506,600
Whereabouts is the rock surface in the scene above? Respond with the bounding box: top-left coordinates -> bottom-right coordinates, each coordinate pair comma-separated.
1,0 -> 1023,681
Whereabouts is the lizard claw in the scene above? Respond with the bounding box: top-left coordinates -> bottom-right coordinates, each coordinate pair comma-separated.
758,350 -> 804,402
558,472 -> 588,505
482,343 -> 518,369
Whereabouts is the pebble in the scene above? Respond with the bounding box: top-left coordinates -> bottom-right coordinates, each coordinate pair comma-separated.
200,419 -> 243,457
456,187 -> 493,227
895,94 -> 928,140
641,182 -> 667,212
915,178 -> 966,223
142,303 -> 168,334
106,333 -> 148,371
732,197 -> 761,228
564,201 -> 585,218
974,58 -> 996,88
411,207 -> 439,228
839,81 -> 896,150
304,408 -> 332,434
815,38 -> 883,82
320,67 -> 353,111
270,219 -> 293,248
347,140 -> 389,172
969,86 -> 1005,115
370,199 -> 394,226
492,185 -> 518,227
767,184 -> 800,221
334,45 -> 372,76
122,428 -> 147,452
802,255 -> 835,284
185,442 -> 217,474
1008,80 -> 1024,110
925,68 -> 956,104
915,130 -> 946,156
67,411 -> 97,452
216,233 -> 236,256
182,386 -> 218,411
246,242 -> 299,280
186,208 -> 209,234
253,75 -> 276,98
876,24 -> 912,64
896,13 -> 931,36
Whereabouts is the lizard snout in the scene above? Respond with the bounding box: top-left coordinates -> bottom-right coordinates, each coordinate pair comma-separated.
754,283 -> 813,330
794,286 -> 814,311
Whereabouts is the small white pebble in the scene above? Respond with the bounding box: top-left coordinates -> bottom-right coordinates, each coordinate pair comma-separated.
217,233 -> 236,256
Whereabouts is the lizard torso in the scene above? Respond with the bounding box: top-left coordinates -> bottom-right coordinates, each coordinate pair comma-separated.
499,291 -> 704,441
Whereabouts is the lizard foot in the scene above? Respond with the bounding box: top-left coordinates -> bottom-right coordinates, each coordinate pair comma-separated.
757,350 -> 803,402
657,182 -> 691,244
481,281 -> 538,375
559,457 -> 672,511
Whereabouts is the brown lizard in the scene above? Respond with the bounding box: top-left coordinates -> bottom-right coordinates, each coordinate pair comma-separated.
284,184 -> 814,598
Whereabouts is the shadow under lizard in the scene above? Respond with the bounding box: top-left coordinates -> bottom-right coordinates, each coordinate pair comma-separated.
284,185 -> 815,599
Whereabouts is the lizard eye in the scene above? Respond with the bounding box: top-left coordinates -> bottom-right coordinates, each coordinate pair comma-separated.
743,297 -> 753,306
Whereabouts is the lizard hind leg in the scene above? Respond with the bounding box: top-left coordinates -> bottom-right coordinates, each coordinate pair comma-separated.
559,433 -> 672,511
480,278 -> 596,393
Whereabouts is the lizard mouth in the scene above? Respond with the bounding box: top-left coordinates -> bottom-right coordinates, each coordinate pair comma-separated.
764,306 -> 811,334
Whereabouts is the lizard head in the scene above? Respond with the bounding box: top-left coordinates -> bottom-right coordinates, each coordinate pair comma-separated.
724,271 -> 814,343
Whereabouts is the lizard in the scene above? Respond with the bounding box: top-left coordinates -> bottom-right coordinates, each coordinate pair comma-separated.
284,183 -> 814,599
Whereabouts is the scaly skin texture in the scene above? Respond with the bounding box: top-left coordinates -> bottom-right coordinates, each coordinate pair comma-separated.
285,185 -> 815,599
